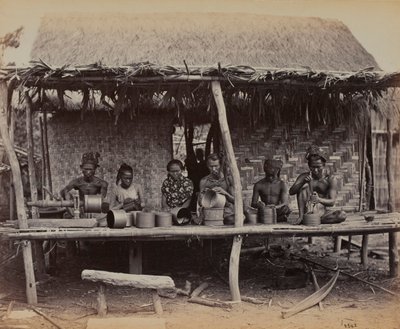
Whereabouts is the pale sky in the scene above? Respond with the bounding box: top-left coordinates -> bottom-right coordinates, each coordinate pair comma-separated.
0,0 -> 399,71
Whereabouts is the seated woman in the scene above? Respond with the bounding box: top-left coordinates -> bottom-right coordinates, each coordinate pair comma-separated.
161,159 -> 194,210
109,163 -> 145,211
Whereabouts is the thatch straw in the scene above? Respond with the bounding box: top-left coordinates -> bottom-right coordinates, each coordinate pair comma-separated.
31,12 -> 378,71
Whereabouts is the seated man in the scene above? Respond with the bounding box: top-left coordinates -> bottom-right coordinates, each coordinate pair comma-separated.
60,152 -> 108,217
251,159 -> 291,222
199,153 -> 235,225
289,145 -> 346,225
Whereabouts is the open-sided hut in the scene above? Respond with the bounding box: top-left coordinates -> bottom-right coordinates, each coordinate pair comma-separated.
1,12 -> 400,304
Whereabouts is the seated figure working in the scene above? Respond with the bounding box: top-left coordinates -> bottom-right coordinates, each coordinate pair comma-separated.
161,159 -> 194,210
199,153 -> 235,225
289,145 -> 347,225
60,152 -> 108,217
109,163 -> 145,211
251,159 -> 291,222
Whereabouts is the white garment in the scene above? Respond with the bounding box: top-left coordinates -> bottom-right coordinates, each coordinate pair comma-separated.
110,184 -> 139,208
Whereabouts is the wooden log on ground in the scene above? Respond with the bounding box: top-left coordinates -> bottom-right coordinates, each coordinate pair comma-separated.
81,270 -> 175,290
212,80 -> 244,302
188,296 -> 232,309
31,306 -> 64,329
96,285 -> 107,317
0,86 -> 37,304
241,296 -> 266,305
152,291 -> 163,315
190,282 -> 209,298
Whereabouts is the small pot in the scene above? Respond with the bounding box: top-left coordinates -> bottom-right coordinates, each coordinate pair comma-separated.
127,211 -> 140,227
107,210 -> 127,228
303,213 -> 321,226
155,212 -> 172,227
84,195 -> 103,213
170,207 -> 191,225
245,212 -> 258,225
201,190 -> 226,208
136,212 -> 155,228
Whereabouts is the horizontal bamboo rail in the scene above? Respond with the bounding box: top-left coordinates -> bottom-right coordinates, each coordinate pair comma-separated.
5,213 -> 400,241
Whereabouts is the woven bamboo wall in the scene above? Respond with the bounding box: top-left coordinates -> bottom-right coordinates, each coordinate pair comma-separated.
371,111 -> 400,211
47,111 -> 173,209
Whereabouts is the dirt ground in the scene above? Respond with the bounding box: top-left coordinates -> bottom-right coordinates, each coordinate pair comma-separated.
0,235 -> 399,329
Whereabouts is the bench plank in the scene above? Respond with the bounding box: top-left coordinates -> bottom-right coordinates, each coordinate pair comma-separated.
81,270 -> 175,290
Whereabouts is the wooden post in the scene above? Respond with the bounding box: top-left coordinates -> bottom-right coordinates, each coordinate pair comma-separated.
0,84 -> 37,304
211,81 -> 244,302
129,241 -> 143,274
96,284 -> 107,316
9,101 -> 15,221
43,107 -> 52,195
39,118 -> 47,199
361,235 -> 369,267
152,291 -> 163,315
387,119 -> 398,277
26,93 -> 46,276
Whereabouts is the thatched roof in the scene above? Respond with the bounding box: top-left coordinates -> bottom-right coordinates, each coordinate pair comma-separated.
31,12 -> 378,71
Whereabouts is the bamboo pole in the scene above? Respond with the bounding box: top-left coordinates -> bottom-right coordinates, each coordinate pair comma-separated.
0,84 -> 37,304
39,117 -> 47,199
25,93 -> 38,215
9,98 -> 15,221
387,119 -> 398,277
43,106 -> 52,195
26,93 -> 46,276
211,81 -> 244,302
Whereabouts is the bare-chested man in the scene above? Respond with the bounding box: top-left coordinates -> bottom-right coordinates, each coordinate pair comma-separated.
60,152 -> 108,212
289,146 -> 346,225
251,159 -> 291,222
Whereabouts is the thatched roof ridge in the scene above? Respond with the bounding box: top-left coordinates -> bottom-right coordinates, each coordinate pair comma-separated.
1,62 -> 399,91
31,12 -> 378,71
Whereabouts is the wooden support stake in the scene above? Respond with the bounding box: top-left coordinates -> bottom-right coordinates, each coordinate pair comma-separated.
386,119 -> 398,277
152,291 -> 163,315
2,300 -> 14,320
361,235 -> 369,267
129,241 -> 143,274
211,80 -> 244,302
96,284 -> 107,317
310,269 -> 324,311
0,83 -> 37,304
334,237 -> 342,253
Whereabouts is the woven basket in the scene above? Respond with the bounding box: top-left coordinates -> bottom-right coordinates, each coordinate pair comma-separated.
203,207 -> 224,221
